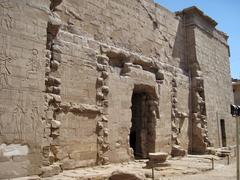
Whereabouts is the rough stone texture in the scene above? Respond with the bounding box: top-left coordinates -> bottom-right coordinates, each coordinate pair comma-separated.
177,7 -> 234,152
109,170 -> 145,180
0,0 -> 234,178
0,0 -> 50,178
149,152 -> 168,163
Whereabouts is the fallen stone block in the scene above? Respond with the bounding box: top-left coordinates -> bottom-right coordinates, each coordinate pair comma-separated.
149,152 -> 168,163
109,170 -> 145,180
41,164 -> 61,178
171,145 -> 186,157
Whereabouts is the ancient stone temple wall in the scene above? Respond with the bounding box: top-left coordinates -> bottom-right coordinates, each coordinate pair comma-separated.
194,27 -> 234,148
0,0 -> 50,178
0,0 -> 234,179
177,7 -> 235,152
49,0 -> 191,168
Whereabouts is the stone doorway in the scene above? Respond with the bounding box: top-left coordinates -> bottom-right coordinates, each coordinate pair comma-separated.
130,86 -> 157,159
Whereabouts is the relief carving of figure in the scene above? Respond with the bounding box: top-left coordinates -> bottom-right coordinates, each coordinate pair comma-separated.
26,49 -> 41,79
0,107 -> 6,136
11,105 -> 25,141
8,91 -> 26,141
1,13 -> 13,30
30,101 -> 42,143
0,54 -> 13,90
0,0 -> 14,30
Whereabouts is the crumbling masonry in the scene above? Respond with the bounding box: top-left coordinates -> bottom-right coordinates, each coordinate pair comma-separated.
0,0 -> 235,178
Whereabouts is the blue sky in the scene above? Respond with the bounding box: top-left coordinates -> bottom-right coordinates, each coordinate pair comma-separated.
155,0 -> 240,79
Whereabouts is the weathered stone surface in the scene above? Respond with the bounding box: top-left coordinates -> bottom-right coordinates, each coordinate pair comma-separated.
60,159 -> 96,170
156,70 -> 164,80
0,144 -> 29,157
149,152 -> 168,163
41,164 -> 61,178
51,120 -> 61,129
0,0 -> 234,179
109,170 -> 145,180
171,145 -> 186,157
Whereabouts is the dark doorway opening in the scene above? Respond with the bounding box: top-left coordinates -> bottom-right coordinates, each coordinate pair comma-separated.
130,87 -> 157,159
220,119 -> 227,147
130,93 -> 143,158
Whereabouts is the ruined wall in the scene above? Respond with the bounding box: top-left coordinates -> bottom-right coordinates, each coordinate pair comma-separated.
56,0 -> 185,68
194,28 -> 234,148
178,7 -> 235,152
0,0 -> 234,179
0,0 -> 50,178
50,0 -> 189,167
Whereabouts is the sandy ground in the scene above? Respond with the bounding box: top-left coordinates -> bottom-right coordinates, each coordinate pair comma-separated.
160,157 -> 236,180
11,155 -> 237,180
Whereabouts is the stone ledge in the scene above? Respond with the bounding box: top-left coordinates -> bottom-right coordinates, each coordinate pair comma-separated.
176,6 -> 217,27
60,103 -> 102,114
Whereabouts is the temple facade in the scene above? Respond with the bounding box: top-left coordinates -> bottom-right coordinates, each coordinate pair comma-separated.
0,0 -> 234,178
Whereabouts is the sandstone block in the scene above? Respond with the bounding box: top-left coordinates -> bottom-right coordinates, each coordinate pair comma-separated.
97,137 -> 104,144
156,70 -> 164,80
103,100 -> 109,107
109,170 -> 145,180
97,64 -> 108,72
103,128 -> 109,136
45,67 -> 51,74
97,77 -> 104,86
51,128 -> 60,136
102,156 -> 110,165
52,44 -> 63,54
149,152 -> 168,163
12,155 -> 29,162
52,52 -> 62,62
50,94 -> 62,103
96,92 -> 104,100
97,121 -> 104,129
97,54 -> 109,65
51,120 -> 61,129
102,86 -> 109,94
102,71 -> 109,79
60,159 -> 95,170
51,60 -> 60,70
102,116 -> 108,122
53,87 -> 61,94
172,97 -> 178,104
171,145 -> 186,157
41,164 -> 61,178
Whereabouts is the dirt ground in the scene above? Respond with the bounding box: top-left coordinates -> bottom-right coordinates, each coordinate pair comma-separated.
160,156 -> 236,180
10,155 -> 237,180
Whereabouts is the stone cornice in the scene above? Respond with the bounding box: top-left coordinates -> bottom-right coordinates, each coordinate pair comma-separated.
176,6 -> 217,27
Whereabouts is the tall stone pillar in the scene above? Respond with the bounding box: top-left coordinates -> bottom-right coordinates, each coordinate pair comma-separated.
176,7 -> 218,153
